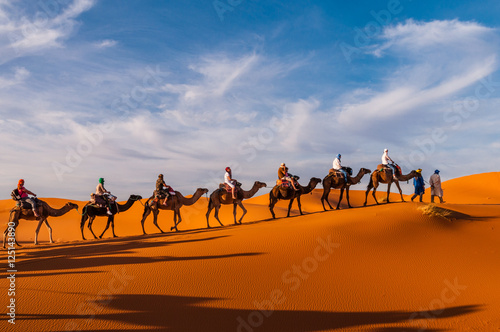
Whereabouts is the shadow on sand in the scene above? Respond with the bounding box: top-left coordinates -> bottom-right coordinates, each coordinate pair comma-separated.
18,294 -> 482,331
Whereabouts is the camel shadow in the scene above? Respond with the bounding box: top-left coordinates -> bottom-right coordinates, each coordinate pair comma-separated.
18,294 -> 482,331
3,235 -> 264,278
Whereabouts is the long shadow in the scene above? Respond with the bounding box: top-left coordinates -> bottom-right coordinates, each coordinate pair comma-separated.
1,251 -> 263,277
18,294 -> 482,331
12,235 -> 230,261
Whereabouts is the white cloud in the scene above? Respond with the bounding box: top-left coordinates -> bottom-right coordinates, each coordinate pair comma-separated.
0,0 -> 96,63
338,19 -> 499,128
94,39 -> 117,48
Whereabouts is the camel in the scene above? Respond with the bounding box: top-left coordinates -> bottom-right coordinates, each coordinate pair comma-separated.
3,200 -> 78,248
80,194 -> 142,240
364,165 -> 418,206
321,168 -> 371,211
206,181 -> 267,228
269,177 -> 322,219
140,188 -> 209,234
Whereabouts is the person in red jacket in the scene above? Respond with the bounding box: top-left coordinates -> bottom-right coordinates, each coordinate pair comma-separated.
17,179 -> 39,217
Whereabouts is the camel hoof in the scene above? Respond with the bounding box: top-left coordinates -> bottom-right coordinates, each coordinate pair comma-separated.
113,235 -> 118,238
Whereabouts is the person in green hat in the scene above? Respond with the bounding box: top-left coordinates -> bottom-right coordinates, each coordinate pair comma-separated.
95,178 -> 113,215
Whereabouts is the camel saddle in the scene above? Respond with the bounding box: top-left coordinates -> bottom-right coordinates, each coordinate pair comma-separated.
377,164 -> 401,176
328,167 -> 353,177
276,179 -> 292,188
219,182 -> 241,192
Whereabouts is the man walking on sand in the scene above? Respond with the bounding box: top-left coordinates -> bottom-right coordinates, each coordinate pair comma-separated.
429,169 -> 444,203
411,169 -> 425,202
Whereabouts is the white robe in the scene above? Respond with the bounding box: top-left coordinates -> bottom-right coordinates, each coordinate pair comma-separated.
429,174 -> 443,196
333,158 -> 342,170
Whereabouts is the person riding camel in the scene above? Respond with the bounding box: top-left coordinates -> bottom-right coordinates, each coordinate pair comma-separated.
156,174 -> 175,206
17,179 -> 39,218
224,167 -> 237,199
95,178 -> 113,215
333,154 -> 350,183
381,148 -> 398,179
278,163 -> 299,191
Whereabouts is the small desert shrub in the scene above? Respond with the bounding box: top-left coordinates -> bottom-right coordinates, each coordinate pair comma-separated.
418,204 -> 453,220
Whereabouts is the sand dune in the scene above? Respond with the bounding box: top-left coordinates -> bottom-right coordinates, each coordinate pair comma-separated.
1,173 -> 499,331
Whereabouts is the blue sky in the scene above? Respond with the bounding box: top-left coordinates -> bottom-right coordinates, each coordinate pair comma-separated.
1,0 -> 499,200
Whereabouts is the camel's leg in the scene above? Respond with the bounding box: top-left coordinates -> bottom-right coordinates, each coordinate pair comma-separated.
206,199 -> 214,228
371,180 -> 380,205
346,186 -> 352,208
171,209 -> 182,232
394,181 -> 405,202
171,210 -> 178,232
152,209 -> 164,233
269,192 -> 277,219
287,198 -> 295,217
336,187 -> 345,210
321,187 -> 334,211
110,216 -> 117,238
237,202 -> 247,224
233,203 -> 238,224
297,196 -> 303,215
88,216 -> 99,239
99,216 -> 113,239
213,204 -> 224,227
44,219 -> 54,244
80,214 -> 89,240
364,181 -> 374,206
140,204 -> 152,235
34,218 -> 45,245
386,182 -> 392,203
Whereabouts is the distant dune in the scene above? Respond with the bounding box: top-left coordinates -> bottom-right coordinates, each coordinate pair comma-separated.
1,173 -> 499,331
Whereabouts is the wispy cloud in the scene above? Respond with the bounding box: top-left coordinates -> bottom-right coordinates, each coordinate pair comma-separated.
0,0 -> 95,63
337,19 -> 499,128
94,39 -> 117,48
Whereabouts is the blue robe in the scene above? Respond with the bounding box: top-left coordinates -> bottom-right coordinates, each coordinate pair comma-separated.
413,176 -> 425,195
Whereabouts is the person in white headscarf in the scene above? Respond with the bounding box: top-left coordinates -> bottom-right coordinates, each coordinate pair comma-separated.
429,169 -> 444,203
381,148 -> 397,178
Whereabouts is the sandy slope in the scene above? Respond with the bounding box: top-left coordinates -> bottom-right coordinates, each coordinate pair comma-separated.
1,173 -> 499,331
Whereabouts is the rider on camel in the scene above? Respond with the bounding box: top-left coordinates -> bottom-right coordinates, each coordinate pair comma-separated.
278,163 -> 299,191
333,154 -> 350,183
224,167 -> 237,199
156,174 -> 175,206
381,149 -> 398,179
96,178 -> 113,215
17,179 -> 39,218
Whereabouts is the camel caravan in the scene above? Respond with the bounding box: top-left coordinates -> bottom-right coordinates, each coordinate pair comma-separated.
4,148 -> 438,247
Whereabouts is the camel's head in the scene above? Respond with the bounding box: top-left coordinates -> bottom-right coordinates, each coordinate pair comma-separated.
310,177 -> 322,188
67,202 -> 79,210
361,168 -> 371,174
199,188 -> 209,194
410,170 -> 419,178
255,181 -> 267,189
130,194 -> 143,201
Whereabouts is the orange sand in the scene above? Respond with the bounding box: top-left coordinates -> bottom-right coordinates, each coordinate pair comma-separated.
1,173 -> 499,331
